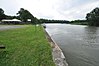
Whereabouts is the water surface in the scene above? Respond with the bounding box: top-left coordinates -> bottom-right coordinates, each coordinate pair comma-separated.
46,24 -> 99,66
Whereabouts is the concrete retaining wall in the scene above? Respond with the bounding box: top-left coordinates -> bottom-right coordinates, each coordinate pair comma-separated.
44,28 -> 68,66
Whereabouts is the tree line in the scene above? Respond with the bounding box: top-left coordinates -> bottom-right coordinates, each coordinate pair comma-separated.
0,8 -> 16,21
0,7 -> 99,26
40,19 -> 69,23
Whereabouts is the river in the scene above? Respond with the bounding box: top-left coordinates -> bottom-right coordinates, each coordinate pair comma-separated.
45,24 -> 99,66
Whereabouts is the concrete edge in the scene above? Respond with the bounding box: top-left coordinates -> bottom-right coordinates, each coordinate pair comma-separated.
44,28 -> 68,66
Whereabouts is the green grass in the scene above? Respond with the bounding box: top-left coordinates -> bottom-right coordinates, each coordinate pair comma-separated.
0,25 -> 55,66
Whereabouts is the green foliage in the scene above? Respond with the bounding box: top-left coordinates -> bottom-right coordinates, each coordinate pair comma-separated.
0,8 -> 6,21
86,7 -> 99,26
0,8 -> 16,21
17,8 -> 33,22
40,18 -> 69,23
0,25 -> 55,66
17,8 -> 40,24
5,15 -> 16,19
70,20 -> 88,25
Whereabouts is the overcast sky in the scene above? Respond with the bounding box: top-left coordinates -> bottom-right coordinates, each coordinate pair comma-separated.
0,0 -> 99,20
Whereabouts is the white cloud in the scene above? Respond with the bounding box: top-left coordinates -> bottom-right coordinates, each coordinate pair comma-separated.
0,0 -> 99,20
54,0 -> 99,20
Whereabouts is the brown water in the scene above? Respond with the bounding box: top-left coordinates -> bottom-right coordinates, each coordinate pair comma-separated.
46,24 -> 99,66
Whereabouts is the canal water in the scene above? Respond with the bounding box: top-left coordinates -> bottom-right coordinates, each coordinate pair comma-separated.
45,24 -> 99,66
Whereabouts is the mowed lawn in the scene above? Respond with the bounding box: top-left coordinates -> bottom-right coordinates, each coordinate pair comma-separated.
0,25 -> 55,66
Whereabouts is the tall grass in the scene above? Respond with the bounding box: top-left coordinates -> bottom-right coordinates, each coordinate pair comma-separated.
0,25 -> 55,66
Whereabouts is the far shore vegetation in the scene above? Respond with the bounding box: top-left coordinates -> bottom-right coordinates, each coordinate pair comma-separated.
70,20 -> 88,25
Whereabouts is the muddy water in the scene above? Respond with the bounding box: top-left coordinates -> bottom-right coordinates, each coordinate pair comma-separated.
45,24 -> 99,66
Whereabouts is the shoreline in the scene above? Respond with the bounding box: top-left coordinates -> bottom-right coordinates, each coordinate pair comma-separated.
44,28 -> 68,66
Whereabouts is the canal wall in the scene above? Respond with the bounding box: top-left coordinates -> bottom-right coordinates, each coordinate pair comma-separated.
44,28 -> 68,66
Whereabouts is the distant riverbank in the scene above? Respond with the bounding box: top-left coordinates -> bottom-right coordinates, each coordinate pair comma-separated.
70,20 -> 88,25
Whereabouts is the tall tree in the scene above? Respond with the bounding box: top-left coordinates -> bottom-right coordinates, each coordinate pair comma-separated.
0,8 -> 6,21
86,7 -> 99,26
17,8 -> 35,22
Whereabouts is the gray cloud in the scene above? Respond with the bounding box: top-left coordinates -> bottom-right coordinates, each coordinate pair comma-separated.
54,0 -> 99,20
0,0 -> 99,20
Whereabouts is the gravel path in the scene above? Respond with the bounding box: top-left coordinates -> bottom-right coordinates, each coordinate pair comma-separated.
0,25 -> 25,30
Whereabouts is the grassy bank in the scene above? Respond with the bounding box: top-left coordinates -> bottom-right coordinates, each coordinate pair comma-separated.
0,25 -> 55,66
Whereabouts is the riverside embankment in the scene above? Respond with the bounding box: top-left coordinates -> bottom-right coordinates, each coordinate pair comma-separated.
44,27 -> 68,66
